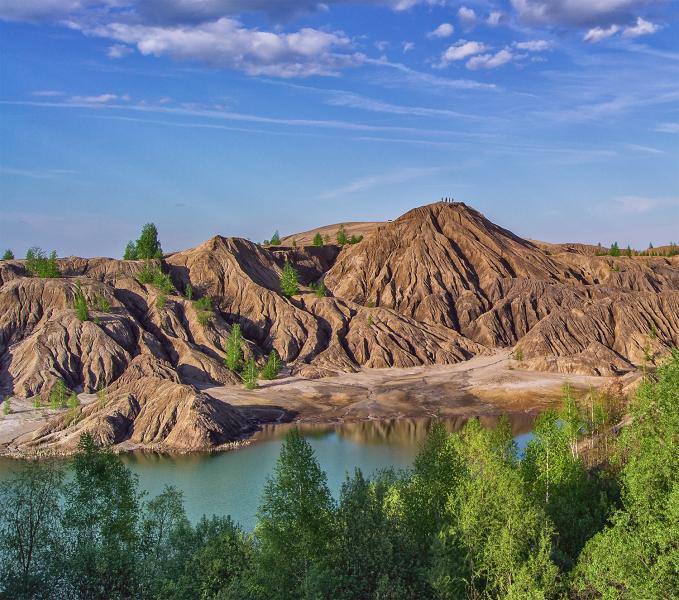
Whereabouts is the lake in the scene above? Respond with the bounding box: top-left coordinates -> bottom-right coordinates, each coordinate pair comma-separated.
0,414 -> 535,530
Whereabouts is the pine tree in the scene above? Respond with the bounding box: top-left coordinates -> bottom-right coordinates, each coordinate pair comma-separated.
312,233 -> 324,247
242,358 -> 259,390
73,282 -> 90,322
261,350 -> 281,380
123,241 -> 138,260
50,379 -> 68,409
269,231 -> 281,246
625,245 -> 633,257
134,223 -> 163,259
280,262 -> 299,297
2,249 -> 14,260
25,247 -> 60,278
225,324 -> 244,372
336,225 -> 348,246
609,242 -> 620,257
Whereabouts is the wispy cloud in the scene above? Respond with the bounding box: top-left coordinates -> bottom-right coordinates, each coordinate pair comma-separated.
655,122 -> 679,133
319,166 -> 443,199
0,166 -> 76,179
427,23 -> 454,39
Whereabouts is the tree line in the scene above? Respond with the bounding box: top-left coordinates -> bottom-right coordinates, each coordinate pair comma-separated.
1,351 -> 677,600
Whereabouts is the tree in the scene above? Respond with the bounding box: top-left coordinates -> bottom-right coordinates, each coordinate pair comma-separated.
0,463 -> 65,598
312,233 -> 324,247
61,434 -> 144,599
50,379 -> 68,409
2,397 -> 10,415
349,235 -> 363,244
280,262 -> 299,297
25,247 -> 60,278
225,324 -> 244,372
269,231 -> 281,246
134,223 -> 163,259
260,350 -> 281,380
336,225 -> 348,246
73,282 -> 90,322
574,350 -> 679,598
2,249 -> 14,260
609,242 -> 620,257
123,241 -> 138,260
242,358 -> 259,390
254,429 -> 335,598
625,245 -> 633,257
185,283 -> 193,300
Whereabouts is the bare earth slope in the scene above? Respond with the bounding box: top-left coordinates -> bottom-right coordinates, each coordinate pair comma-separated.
1,201 -> 677,454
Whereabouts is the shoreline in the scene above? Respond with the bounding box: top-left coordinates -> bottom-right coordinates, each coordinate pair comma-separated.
0,352 -> 617,460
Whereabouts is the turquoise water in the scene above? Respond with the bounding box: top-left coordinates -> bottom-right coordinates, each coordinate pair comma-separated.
0,415 -> 535,530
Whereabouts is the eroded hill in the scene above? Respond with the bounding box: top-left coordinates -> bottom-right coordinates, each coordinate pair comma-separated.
1,201 -> 677,453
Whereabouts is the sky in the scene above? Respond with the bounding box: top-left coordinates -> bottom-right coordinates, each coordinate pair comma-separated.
1,0 -> 678,258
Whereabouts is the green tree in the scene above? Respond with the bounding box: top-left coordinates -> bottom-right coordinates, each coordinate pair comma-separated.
73,282 -> 90,322
134,223 -> 163,259
336,225 -> 348,246
242,358 -> 259,390
123,241 -> 139,260
0,463 -> 65,598
574,350 -> 679,599
185,283 -> 193,300
2,397 -> 11,416
260,350 -> 281,381
609,242 -> 620,257
25,247 -> 60,278
2,249 -> 14,260
269,231 -> 281,246
50,379 -> 68,409
253,429 -> 335,599
61,434 -> 144,599
348,234 -> 363,244
225,324 -> 244,372
280,262 -> 299,297
625,245 -> 633,257
312,233 -> 324,247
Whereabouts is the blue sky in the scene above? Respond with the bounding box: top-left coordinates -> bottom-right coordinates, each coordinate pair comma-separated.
1,0 -> 678,257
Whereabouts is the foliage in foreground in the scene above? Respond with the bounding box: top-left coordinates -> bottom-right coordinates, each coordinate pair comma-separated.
1,352 -> 678,600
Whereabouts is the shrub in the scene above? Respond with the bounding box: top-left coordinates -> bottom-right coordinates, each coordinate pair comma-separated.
73,283 -> 90,322
310,281 -> 327,298
225,324 -> 244,372
156,293 -> 168,309
280,262 -> 299,297
185,283 -> 193,300
336,225 -> 348,246
50,379 -> 68,410
514,347 -> 524,362
136,265 -> 174,294
625,245 -> 633,257
194,296 -> 215,327
261,350 -> 281,380
242,358 -> 259,390
609,242 -> 620,257
93,296 -> 111,313
66,393 -> 81,425
269,231 -> 281,246
313,233 -> 324,247
2,249 -> 14,260
25,247 -> 60,278
349,234 -> 363,244
2,397 -> 10,416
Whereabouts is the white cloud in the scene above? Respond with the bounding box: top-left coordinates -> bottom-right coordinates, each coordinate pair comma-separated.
437,40 -> 488,66
375,40 -> 390,51
319,166 -> 442,199
466,49 -> 513,70
623,17 -> 659,37
69,93 -> 120,103
510,0 -> 652,27
611,195 -> 679,214
584,24 -> 620,43
655,122 -> 679,133
427,22 -> 454,39
514,39 -> 551,51
487,11 -> 506,26
32,90 -> 64,97
107,43 -> 133,58
458,6 -> 477,27
81,18 -> 362,77
402,41 -> 415,52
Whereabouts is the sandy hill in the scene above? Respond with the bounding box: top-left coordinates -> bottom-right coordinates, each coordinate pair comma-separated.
1,201 -> 677,453
280,221 -> 381,246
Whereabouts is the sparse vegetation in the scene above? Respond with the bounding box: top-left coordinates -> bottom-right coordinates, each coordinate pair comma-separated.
65,393 -> 81,425
336,225 -> 348,246
225,324 -> 244,372
194,296 -> 215,327
2,397 -> 10,416
25,247 -> 60,278
349,234 -> 363,244
92,295 -> 111,313
280,262 -> 299,297
124,223 -> 163,260
260,350 -> 281,380
2,249 -> 14,260
242,358 -> 259,389
73,282 -> 90,322
136,265 -> 174,295
514,347 -> 524,361
309,281 -> 327,297
49,379 -> 68,410
313,233 -> 324,247
609,242 -> 620,257
97,385 -> 108,408
185,283 -> 193,300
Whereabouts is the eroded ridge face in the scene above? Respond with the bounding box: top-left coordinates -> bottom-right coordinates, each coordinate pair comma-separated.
1,201 -> 678,452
